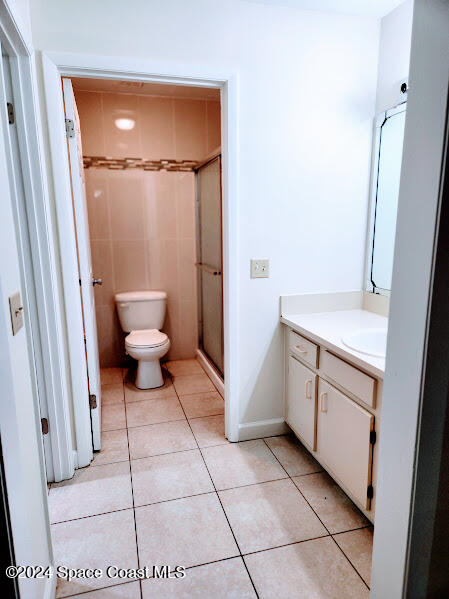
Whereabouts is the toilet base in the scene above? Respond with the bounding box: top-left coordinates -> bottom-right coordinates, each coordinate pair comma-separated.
135,359 -> 164,389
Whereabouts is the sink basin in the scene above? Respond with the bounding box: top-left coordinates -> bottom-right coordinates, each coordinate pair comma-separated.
342,328 -> 387,358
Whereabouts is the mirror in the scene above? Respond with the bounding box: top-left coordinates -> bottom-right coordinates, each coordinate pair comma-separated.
369,107 -> 406,293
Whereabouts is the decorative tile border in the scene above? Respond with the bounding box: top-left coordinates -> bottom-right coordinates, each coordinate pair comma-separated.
83,156 -> 200,171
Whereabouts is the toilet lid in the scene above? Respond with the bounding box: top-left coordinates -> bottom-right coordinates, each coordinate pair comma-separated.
125,329 -> 168,348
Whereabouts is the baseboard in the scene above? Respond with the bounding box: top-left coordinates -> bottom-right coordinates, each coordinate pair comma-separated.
238,418 -> 288,441
196,349 -> 224,398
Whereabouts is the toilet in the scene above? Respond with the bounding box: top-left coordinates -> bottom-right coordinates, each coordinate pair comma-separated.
115,290 -> 170,389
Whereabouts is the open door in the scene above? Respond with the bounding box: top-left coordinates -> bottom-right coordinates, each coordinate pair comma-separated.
62,78 -> 102,450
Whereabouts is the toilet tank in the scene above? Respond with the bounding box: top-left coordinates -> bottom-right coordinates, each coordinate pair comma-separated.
115,290 -> 167,332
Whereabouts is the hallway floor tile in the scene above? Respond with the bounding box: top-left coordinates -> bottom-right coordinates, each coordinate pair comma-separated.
135,493 -> 239,568
49,461 -> 132,523
50,358 -> 373,599
178,390 -> 224,418
131,449 -> 214,506
188,413 -> 228,448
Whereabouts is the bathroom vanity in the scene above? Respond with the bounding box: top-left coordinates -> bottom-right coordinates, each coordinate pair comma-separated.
281,291 -> 388,523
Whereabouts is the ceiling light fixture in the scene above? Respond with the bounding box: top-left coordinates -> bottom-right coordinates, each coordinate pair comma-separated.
114,117 -> 135,130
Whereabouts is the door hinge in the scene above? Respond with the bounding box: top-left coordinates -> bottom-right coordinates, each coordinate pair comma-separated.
65,118 -> 75,138
89,394 -> 97,409
367,484 -> 374,499
370,430 -> 377,445
41,418 -> 49,435
7,102 -> 14,124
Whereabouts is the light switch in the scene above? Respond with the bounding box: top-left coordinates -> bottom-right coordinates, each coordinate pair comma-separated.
250,259 -> 269,278
9,291 -> 24,336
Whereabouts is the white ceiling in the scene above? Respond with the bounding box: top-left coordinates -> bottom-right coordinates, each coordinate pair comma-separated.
71,78 -> 220,101
245,0 -> 405,18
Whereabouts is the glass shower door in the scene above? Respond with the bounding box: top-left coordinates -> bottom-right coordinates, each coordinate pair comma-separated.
196,156 -> 223,376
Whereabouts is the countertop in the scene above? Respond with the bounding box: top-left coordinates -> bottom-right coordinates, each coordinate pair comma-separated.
281,309 -> 387,379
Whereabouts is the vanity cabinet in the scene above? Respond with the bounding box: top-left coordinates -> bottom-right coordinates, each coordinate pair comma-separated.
287,356 -> 317,450
317,379 -> 374,509
285,327 -> 380,520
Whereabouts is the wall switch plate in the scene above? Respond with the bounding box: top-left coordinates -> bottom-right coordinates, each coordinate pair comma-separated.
250,259 -> 269,278
9,291 -> 24,336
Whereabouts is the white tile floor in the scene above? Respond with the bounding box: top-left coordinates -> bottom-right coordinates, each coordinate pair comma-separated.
49,359 -> 373,598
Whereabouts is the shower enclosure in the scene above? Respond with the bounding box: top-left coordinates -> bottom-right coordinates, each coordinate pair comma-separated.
195,154 -> 224,378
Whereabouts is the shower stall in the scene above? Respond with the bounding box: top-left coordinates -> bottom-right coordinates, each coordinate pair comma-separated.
195,154 -> 224,384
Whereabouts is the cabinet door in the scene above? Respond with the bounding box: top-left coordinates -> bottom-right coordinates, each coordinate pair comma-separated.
317,379 -> 374,509
287,356 -> 317,450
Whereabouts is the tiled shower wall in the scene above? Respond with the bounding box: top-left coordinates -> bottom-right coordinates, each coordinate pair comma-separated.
75,90 -> 220,160
76,90 -> 221,366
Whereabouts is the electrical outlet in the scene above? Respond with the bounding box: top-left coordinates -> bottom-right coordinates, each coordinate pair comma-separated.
250,259 -> 269,279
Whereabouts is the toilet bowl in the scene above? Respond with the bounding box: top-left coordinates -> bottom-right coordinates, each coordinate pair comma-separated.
125,329 -> 170,389
115,290 -> 170,389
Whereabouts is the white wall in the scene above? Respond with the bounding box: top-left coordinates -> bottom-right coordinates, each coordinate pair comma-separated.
5,0 -> 31,44
376,0 -> 414,113
30,0 -> 380,431
0,7 -> 53,593
372,0 -> 449,595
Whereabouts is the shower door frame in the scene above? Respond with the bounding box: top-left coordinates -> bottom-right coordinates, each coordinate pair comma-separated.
41,51 -> 241,451
195,152 -> 224,380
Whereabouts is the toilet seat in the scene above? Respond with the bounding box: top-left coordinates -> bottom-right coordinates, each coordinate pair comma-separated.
125,329 -> 168,349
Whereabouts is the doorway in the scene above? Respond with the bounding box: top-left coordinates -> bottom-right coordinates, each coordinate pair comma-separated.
41,53 -> 239,478
60,74 -> 226,465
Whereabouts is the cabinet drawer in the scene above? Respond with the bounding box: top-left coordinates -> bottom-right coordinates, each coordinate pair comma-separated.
287,356 -> 317,451
288,329 -> 318,368
321,350 -> 376,408
317,379 -> 374,510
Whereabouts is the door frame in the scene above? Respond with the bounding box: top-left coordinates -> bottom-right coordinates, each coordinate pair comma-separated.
371,0 -> 449,595
0,1 -> 74,483
40,50 -> 241,462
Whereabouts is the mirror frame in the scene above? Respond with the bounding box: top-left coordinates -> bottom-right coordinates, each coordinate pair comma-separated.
364,102 -> 407,296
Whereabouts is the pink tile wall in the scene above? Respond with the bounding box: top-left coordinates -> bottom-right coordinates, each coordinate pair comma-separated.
78,90 -> 221,367
86,169 -> 199,366
76,90 -> 221,160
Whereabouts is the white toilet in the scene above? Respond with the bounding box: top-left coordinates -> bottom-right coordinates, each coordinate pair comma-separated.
115,290 -> 170,389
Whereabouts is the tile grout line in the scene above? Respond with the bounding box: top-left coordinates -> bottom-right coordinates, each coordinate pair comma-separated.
122,375 -> 144,599
53,475 -> 315,525
85,438 -> 233,470
51,506 -> 138,526
262,438 -> 370,591
133,438 -> 229,456
197,444 -> 260,599
52,443 -> 371,524
61,579 -> 136,599
329,534 -> 370,590
173,372 -> 260,599
88,372 -> 142,599
187,411 -> 225,420
332,524 -> 373,536
127,416 -> 187,429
